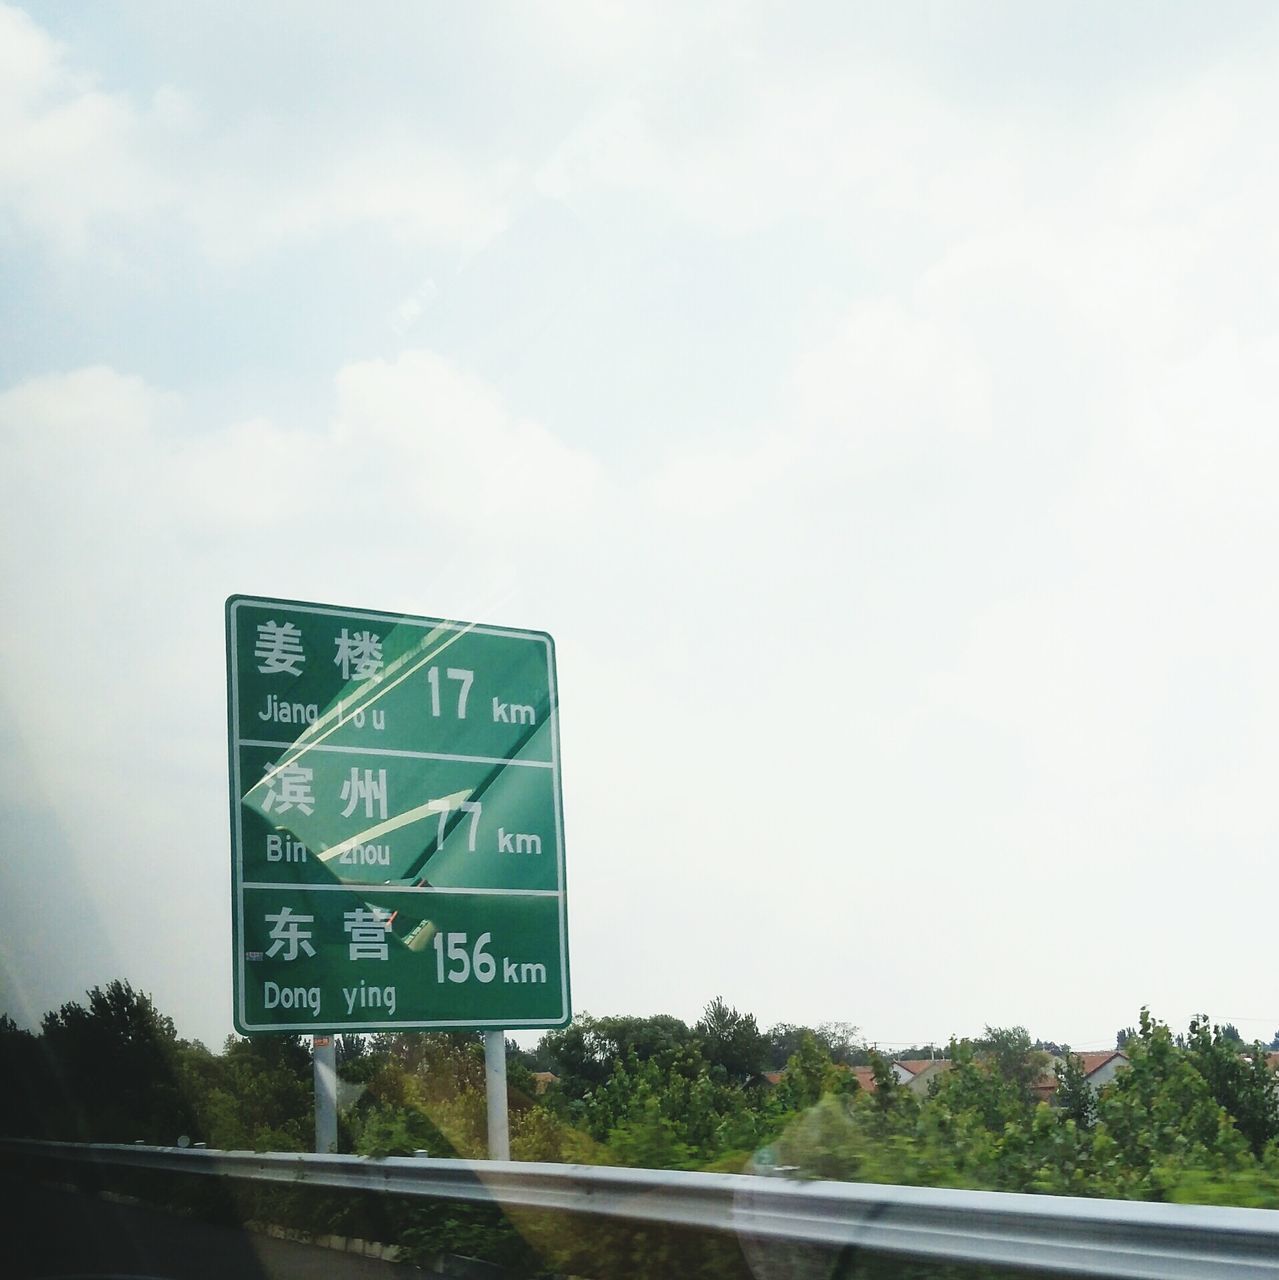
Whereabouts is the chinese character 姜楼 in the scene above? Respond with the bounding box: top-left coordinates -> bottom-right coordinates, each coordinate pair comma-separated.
255,620 -> 306,676
334,628 -> 383,682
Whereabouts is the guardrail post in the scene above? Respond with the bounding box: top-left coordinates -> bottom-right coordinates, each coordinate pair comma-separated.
314,1035 -> 337,1154
484,1030 -> 510,1160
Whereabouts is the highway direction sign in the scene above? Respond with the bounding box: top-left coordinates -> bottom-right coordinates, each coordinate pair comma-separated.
225,595 -> 569,1033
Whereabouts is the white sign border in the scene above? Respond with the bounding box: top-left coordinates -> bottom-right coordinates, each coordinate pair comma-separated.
227,595 -> 571,1033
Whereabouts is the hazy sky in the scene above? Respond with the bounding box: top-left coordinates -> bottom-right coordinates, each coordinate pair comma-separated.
3,1 -> 1278,1053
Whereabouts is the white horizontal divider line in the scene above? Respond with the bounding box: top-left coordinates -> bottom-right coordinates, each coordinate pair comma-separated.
239,739 -> 554,768
242,882 -> 562,896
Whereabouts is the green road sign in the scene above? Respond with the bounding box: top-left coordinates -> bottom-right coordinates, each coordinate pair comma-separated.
225,595 -> 570,1033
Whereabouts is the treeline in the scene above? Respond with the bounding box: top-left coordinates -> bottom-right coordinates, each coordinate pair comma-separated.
3,982 -> 1278,1272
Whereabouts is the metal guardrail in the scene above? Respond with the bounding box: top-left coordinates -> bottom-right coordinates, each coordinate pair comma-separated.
4,1138 -> 1278,1279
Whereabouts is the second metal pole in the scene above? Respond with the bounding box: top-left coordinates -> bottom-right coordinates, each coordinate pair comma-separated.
484,1030 -> 510,1160
314,1035 -> 337,1154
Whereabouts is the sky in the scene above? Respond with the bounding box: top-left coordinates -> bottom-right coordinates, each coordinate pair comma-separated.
2,1 -> 1279,1054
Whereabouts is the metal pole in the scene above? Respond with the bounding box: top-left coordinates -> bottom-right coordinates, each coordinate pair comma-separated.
484,1030 -> 510,1160
314,1036 -> 337,1154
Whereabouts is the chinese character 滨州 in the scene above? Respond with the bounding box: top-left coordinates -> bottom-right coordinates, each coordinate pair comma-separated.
334,628 -> 383,682
261,762 -> 315,816
264,906 -> 316,961
255,620 -> 306,676
340,767 -> 387,820
344,906 -> 391,961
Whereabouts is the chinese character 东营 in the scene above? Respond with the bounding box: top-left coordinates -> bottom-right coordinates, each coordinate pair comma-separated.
344,906 -> 391,961
264,907 -> 316,961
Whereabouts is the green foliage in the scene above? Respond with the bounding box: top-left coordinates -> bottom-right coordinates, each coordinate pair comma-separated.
772,1031 -> 833,1112
1182,1015 -> 1279,1157
183,1034 -> 312,1150
36,980 -> 195,1143
766,1020 -> 864,1068
6,985 -> 1279,1279
537,1011 -> 696,1097
0,1014 -> 41,1138
1092,1007 -> 1251,1195
695,996 -> 768,1084
607,1095 -> 693,1169
931,1034 -> 1038,1135
1054,1051 -> 1095,1129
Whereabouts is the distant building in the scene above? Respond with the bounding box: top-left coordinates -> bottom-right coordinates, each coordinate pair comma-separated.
761,1049 -> 1132,1104
1034,1050 -> 1129,1103
899,1058 -> 953,1097
850,1066 -> 878,1093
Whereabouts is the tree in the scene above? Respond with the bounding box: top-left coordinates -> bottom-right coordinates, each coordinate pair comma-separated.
765,1021 -> 863,1069
891,1044 -> 945,1064
1055,1051 -> 1095,1129
1183,1016 -> 1279,1157
867,1050 -> 907,1112
197,1033 -> 312,1150
978,1026 -> 1049,1106
536,1014 -> 696,1098
607,1095 -> 692,1170
773,1032 -> 835,1112
504,1037 -> 538,1106
934,1027 -> 1049,1134
1094,1009 -> 1252,1191
695,997 -> 767,1084
39,980 -> 194,1143
336,1034 -> 368,1069
814,1022 -> 863,1066
0,1014 -> 41,1137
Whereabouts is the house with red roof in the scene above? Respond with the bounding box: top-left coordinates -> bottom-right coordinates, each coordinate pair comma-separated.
1034,1050 -> 1129,1102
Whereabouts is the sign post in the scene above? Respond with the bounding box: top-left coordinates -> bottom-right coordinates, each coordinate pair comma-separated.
484,1031 -> 510,1160
226,595 -> 570,1154
313,1036 -> 337,1154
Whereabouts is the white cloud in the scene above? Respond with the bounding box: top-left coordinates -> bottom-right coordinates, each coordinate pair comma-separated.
0,350 -> 605,1037
332,349 -> 603,534
183,132 -> 516,262
1,348 -> 603,583
535,57 -> 1026,239
651,430 -> 794,520
0,5 -> 174,251
0,3 -> 515,261
6,2 -> 1279,1046
791,297 -> 992,444
621,37 -> 1279,1039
